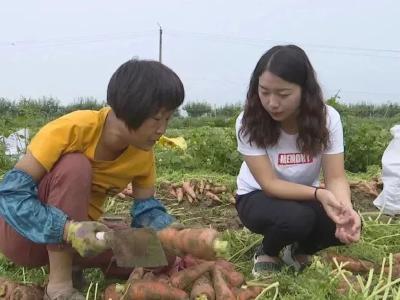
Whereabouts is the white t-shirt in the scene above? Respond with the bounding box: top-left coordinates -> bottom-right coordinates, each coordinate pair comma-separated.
235,105 -> 344,195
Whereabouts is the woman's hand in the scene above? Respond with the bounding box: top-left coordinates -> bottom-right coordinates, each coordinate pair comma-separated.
316,188 -> 348,225
335,208 -> 361,244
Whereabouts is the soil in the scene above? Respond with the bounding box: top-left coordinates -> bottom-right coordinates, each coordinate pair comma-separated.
351,186 -> 378,212
350,180 -> 382,212
108,179 -> 384,232
162,196 -> 242,231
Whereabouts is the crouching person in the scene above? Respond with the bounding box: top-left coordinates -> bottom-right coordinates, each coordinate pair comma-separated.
0,59 -> 184,299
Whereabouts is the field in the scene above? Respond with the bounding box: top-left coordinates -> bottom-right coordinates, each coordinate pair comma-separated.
1,98 -> 400,299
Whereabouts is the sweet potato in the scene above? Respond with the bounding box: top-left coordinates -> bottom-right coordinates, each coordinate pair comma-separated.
169,188 -> 177,198
212,267 -> 235,300
336,274 -> 361,295
182,256 -> 242,288
183,181 -> 197,199
393,253 -> 400,264
210,186 -> 227,194
125,280 -> 189,300
190,274 -> 215,300
234,286 -> 263,300
103,283 -> 124,300
184,257 -> 235,272
156,274 -> 171,285
198,180 -> 205,194
127,267 -> 144,284
157,227 -> 228,260
157,227 -> 184,256
205,191 -> 221,203
186,194 -> 194,203
384,263 -> 400,279
0,277 -> 18,298
234,288 -> 254,300
183,255 -> 207,268
143,272 -> 156,280
176,188 -> 184,202
170,261 -> 215,290
248,286 -> 264,297
324,253 -> 374,273
217,265 -> 244,287
228,195 -> 236,204
215,260 -> 235,272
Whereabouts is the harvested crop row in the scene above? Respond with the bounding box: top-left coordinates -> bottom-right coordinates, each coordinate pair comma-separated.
165,180 -> 236,205
116,180 -> 236,205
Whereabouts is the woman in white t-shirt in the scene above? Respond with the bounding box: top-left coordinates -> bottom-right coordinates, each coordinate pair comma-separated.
235,45 -> 361,277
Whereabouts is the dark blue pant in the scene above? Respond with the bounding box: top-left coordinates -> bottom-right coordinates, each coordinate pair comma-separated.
235,190 -> 343,256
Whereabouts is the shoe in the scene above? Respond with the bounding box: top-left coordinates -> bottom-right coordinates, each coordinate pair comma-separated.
281,243 -> 311,272
43,287 -> 85,300
251,245 -> 283,278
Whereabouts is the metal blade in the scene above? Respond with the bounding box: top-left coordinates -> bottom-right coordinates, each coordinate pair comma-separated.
104,228 -> 168,268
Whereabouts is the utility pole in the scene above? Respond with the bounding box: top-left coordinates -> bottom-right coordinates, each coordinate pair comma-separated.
157,23 -> 163,63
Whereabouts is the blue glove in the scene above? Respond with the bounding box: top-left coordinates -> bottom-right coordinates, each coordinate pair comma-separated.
130,197 -> 175,230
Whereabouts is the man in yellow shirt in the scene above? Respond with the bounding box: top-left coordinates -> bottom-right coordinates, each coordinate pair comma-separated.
0,59 -> 184,299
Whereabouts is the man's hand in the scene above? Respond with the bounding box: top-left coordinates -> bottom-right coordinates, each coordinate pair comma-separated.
335,208 -> 361,244
64,221 -> 110,257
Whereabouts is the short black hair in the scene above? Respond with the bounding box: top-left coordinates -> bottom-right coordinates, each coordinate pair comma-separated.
107,59 -> 185,129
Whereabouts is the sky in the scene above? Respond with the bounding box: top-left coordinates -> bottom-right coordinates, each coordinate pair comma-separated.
1,0 -> 399,106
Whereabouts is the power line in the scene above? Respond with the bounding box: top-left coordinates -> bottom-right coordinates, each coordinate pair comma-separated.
166,30 -> 400,59
326,89 -> 400,98
2,29 -> 400,59
1,29 -> 399,100
0,31 -> 156,48
167,29 -> 400,54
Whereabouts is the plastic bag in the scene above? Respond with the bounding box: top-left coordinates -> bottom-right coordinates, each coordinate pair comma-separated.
157,135 -> 187,151
373,125 -> 400,215
0,128 -> 29,157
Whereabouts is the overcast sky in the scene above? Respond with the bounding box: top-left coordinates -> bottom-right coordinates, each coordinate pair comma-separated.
1,0 -> 399,106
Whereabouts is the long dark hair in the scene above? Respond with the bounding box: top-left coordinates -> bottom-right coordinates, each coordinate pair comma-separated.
240,45 -> 329,157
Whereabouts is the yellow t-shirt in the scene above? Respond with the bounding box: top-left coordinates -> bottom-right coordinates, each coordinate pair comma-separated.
27,107 -> 155,220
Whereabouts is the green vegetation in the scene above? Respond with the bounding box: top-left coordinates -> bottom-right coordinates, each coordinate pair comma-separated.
182,101 -> 213,117
1,97 -> 400,299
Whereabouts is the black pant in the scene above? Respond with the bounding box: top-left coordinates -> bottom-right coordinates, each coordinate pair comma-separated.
235,190 -> 343,256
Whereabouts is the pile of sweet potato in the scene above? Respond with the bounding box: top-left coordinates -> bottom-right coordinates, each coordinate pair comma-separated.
117,180 -> 236,205
103,255 -> 263,300
164,180 -> 236,205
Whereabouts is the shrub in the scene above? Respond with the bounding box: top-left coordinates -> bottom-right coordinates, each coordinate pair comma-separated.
156,126 -> 242,176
